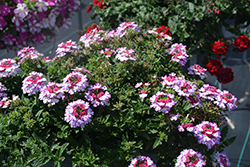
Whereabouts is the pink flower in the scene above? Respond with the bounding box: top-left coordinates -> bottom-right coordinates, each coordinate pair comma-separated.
214,90 -> 237,112
0,59 -> 21,78
213,152 -> 231,167
3,33 -> 17,45
115,47 -> 136,62
0,5 -> 11,16
172,79 -> 196,97
187,64 -> 207,79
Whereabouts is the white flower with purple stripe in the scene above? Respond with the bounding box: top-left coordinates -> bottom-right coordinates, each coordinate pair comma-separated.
175,149 -> 205,167
22,71 -> 47,96
115,47 -> 136,62
213,152 -> 231,167
64,99 -> 93,128
128,156 -> 156,167
214,90 -> 237,112
194,121 -> 221,149
188,64 -> 207,79
62,72 -> 88,95
0,82 -> 7,100
39,82 -> 65,106
0,59 -> 21,78
198,84 -> 221,101
85,83 -> 111,107
172,80 -> 196,97
150,92 -> 177,113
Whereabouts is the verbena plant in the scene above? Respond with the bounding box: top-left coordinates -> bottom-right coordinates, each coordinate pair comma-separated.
0,22 -> 236,167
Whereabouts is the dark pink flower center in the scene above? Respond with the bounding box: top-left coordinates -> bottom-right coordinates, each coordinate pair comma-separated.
73,104 -> 88,119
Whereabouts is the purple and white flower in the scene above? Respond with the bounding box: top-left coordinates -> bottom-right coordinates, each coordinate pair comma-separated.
150,92 -> 177,113
170,114 -> 179,121
213,152 -> 231,167
55,40 -> 79,58
188,64 -> 207,79
194,121 -> 221,149
39,82 -> 65,106
128,156 -> 156,167
175,149 -> 206,167
85,83 -> 111,107
14,3 -> 29,19
0,59 -> 21,78
62,72 -> 88,95
161,72 -> 179,87
172,80 -> 196,97
115,47 -> 136,62
0,82 -> 7,100
198,84 -> 221,101
167,43 -> 189,66
64,99 -> 93,128
0,97 -> 10,109
115,21 -> 140,38
214,90 -> 237,112
22,71 -> 47,96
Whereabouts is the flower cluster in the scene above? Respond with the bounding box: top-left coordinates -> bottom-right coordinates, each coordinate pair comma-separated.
178,122 -> 194,132
0,97 -> 11,109
62,72 -> 88,95
39,82 -> 65,106
85,83 -> 111,107
211,41 -> 228,57
194,121 -> 221,149
150,92 -> 177,113
22,71 -> 47,96
135,82 -> 151,98
87,24 -> 100,33
214,90 -> 237,112
206,59 -> 233,84
213,152 -> 231,167
167,43 -> 189,66
115,47 -> 136,62
156,25 -> 171,38
128,156 -> 156,167
64,99 -> 94,128
206,59 -> 223,76
147,27 -> 172,41
115,21 -> 140,37
17,46 -> 50,64
161,72 -> 179,87
100,48 -> 116,58
79,28 -> 105,48
0,0 -> 80,49
175,149 -> 206,167
198,84 -> 220,101
0,59 -> 22,78
53,40 -> 79,61
233,35 -> 250,52
187,64 -> 207,79
172,80 -> 196,97
216,67 -> 234,84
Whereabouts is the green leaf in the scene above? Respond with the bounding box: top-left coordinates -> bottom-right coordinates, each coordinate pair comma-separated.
188,2 -> 194,12
153,137 -> 162,149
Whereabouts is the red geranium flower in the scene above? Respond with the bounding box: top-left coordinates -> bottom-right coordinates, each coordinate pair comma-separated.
233,35 -> 250,52
93,0 -> 99,5
211,41 -> 228,57
156,25 -> 171,38
216,67 -> 234,84
86,4 -> 93,14
206,59 -> 223,76
87,24 -> 100,33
